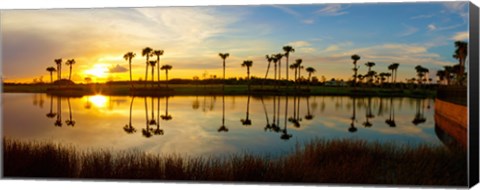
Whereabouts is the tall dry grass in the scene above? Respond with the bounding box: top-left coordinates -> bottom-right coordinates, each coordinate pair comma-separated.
3,138 -> 467,186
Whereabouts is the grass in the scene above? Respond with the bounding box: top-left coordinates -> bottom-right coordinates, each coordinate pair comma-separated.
3,138 -> 466,186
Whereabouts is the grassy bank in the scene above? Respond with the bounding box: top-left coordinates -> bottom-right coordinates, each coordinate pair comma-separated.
2,83 -> 436,97
3,138 -> 466,186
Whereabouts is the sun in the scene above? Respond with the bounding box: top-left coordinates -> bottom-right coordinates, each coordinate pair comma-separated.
84,64 -> 109,78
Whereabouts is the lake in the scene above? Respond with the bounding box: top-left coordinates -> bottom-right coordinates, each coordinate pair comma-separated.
3,93 -> 442,157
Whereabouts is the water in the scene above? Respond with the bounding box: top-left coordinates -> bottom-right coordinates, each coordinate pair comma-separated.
3,93 -> 441,157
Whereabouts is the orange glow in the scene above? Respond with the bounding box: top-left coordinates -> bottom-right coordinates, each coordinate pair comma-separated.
83,64 -> 109,79
89,95 -> 108,108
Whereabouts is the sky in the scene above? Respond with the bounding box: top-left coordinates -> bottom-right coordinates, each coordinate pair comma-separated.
0,1 -> 470,83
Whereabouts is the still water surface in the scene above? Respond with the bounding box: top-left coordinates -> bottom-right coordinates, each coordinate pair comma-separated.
3,93 -> 440,157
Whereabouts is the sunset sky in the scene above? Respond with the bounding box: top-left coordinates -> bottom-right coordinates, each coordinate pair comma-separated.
1,1 -> 469,83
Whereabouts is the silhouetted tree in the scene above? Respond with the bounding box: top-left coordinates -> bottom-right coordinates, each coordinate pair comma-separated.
54,58 -> 62,80
241,60 -> 253,91
46,67 -> 56,83
263,55 -> 274,89
124,52 -> 136,88
142,47 -> 153,87
274,53 -> 284,81
219,53 -> 230,84
153,50 -> 164,87
388,63 -> 399,84
160,65 -> 172,89
283,45 -> 295,81
149,60 -> 157,87
365,62 -> 375,84
351,54 -> 361,87
65,59 -> 76,81
453,41 -> 467,84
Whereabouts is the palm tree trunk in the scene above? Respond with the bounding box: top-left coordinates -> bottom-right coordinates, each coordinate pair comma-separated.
166,70 -> 169,89
286,56 -> 289,82
69,65 -> 72,81
145,57 -> 149,87
50,72 -> 53,83
129,59 -> 133,88
151,65 -> 155,87
157,57 -> 161,87
247,68 -> 251,91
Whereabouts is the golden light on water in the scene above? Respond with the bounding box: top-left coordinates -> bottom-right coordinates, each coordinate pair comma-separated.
88,95 -> 108,108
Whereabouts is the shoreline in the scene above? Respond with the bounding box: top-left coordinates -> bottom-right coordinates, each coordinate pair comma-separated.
2,83 -> 436,98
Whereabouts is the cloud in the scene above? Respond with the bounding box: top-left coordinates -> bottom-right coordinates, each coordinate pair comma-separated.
302,19 -> 315,24
427,24 -> 437,31
451,32 -> 469,41
410,14 -> 434,20
314,4 -> 349,16
109,64 -> 128,73
442,1 -> 468,20
288,41 -> 311,48
272,5 -> 301,18
398,24 -> 418,37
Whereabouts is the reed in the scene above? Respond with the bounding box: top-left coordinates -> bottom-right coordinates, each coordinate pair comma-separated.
3,138 -> 466,186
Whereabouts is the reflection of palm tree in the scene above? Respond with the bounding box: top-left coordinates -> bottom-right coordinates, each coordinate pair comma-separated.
154,97 -> 164,135
240,95 -> 252,126
123,96 -> 136,134
142,47 -> 153,87
218,95 -> 228,132
261,97 -> 271,131
65,59 -> 76,81
192,96 -> 200,110
149,97 -> 157,125
46,96 -> 56,118
270,96 -> 280,132
84,96 -> 92,109
65,98 -> 75,127
288,96 -> 301,128
54,97 -> 62,127
161,96 -> 172,121
412,98 -> 426,125
142,97 -> 153,138
385,98 -> 396,127
123,52 -> 136,88
46,67 -> 56,84
305,96 -> 313,120
160,65 -> 172,89
349,97 -> 358,132
281,96 -> 292,140
362,98 -> 373,128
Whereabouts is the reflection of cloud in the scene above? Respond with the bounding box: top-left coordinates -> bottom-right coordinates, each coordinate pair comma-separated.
109,64 -> 128,73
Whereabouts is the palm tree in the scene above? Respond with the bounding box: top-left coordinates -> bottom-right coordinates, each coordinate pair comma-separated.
351,54 -> 361,86
123,96 -> 136,134
388,63 -> 400,85
123,52 -> 136,88
219,53 -> 230,83
142,47 -> 153,87
436,70 -> 446,85
283,45 -> 295,81
149,60 -> 157,87
306,67 -> 316,89
153,50 -> 164,87
365,62 -> 375,84
263,55 -> 274,88
453,41 -> 467,83
46,67 -> 56,83
65,59 -> 76,81
160,64 -> 172,89
241,60 -> 253,91
271,56 -> 278,86
293,59 -> 303,82
54,58 -> 62,80
443,65 -> 453,85
415,65 -> 428,85
65,98 -> 75,127
274,53 -> 284,81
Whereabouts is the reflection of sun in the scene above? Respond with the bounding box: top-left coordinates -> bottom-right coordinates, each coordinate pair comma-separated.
89,95 -> 108,108
84,64 -> 108,78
